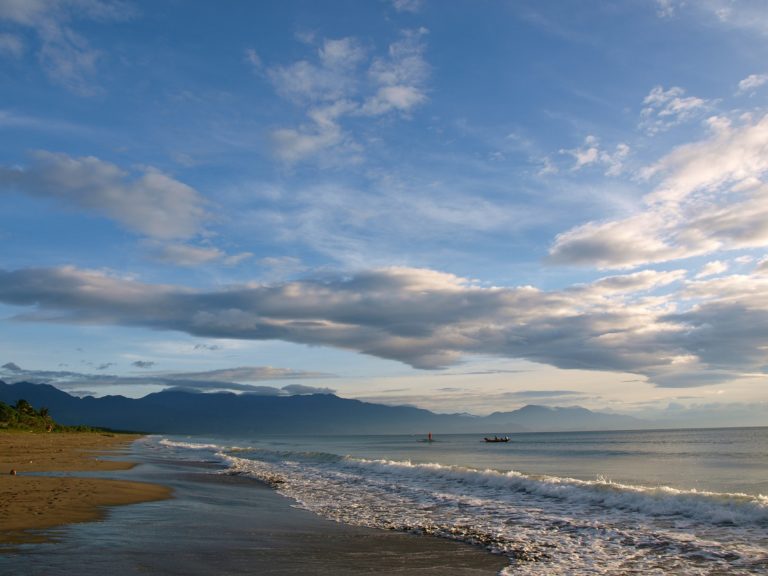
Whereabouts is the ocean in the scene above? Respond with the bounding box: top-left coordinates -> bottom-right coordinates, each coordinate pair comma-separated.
152,427 -> 768,575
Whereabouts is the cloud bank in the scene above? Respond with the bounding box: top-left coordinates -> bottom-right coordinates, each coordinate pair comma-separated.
1,264 -> 766,388
0,362 -> 334,395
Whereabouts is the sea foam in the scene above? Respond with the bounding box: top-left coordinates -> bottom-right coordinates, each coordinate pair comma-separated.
156,438 -> 768,575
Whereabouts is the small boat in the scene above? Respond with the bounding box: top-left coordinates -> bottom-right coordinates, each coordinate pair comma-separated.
484,436 -> 510,443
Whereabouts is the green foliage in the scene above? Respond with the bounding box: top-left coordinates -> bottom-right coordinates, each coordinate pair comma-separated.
0,399 -> 107,433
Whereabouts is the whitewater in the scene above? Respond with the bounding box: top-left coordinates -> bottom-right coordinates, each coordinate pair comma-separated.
153,428 -> 768,575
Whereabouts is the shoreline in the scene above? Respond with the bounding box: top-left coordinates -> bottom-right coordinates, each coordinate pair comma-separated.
0,436 -> 508,574
0,432 -> 172,546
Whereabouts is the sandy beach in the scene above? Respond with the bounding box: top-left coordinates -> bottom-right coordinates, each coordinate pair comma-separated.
0,432 -> 172,545
0,436 -> 507,574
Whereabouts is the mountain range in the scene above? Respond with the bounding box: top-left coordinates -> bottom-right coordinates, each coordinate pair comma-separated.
0,380 -> 642,435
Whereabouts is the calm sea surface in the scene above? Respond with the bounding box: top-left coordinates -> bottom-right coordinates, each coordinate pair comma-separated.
152,427 -> 768,575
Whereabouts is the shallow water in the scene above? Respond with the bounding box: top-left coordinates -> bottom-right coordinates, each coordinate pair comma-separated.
156,427 -> 768,575
0,446 -> 503,575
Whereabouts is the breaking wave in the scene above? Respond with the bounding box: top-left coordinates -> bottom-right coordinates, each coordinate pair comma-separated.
155,438 -> 768,575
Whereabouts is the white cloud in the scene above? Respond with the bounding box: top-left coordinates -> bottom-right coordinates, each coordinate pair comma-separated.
550,113 -> 768,268
267,37 -> 366,105
697,0 -> 768,35
144,242 -> 253,268
147,243 -> 224,266
640,86 -> 712,134
737,73 -> 768,95
695,260 -> 728,278
244,48 -> 262,70
271,103 -> 363,165
361,27 -> 429,115
0,0 -> 135,94
319,37 -> 367,70
559,135 -> 630,176
265,29 -> 429,163
0,151 -> 210,240
361,84 -> 427,115
654,1 -> 768,35
655,0 -> 676,18
644,114 -> 768,203
572,269 -> 686,297
391,0 -> 424,13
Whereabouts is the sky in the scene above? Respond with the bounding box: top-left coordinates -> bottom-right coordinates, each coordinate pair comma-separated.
0,0 -> 767,424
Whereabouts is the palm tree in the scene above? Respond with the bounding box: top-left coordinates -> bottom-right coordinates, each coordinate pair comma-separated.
14,399 -> 33,415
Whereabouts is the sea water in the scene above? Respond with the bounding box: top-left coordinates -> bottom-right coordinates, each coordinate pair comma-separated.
151,427 -> 768,575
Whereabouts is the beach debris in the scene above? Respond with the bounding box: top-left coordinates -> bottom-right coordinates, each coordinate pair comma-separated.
9,468 -> 16,475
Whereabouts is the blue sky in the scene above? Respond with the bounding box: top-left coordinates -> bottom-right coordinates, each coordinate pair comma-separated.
1,0 -> 767,424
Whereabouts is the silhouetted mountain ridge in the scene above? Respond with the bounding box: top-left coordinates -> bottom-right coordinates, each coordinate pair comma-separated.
0,380 -> 642,434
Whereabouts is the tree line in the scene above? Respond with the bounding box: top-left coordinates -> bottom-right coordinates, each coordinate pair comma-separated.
0,399 -> 104,432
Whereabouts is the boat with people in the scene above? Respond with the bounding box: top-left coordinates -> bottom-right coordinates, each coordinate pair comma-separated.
484,436 -> 510,443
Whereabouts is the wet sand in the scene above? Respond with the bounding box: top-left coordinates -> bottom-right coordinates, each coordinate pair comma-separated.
0,433 -> 172,545
0,438 -> 508,574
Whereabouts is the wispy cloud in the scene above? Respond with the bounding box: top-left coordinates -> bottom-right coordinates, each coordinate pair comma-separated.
737,73 -> 768,95
0,151 -> 209,240
143,241 -> 253,268
559,135 -> 630,176
0,0 -> 135,94
391,0 -> 424,13
654,0 -> 768,36
0,32 -> 24,57
262,29 -> 429,164
655,0 -> 677,18
243,175 -> 518,268
640,86 -> 712,134
0,109 -> 86,132
695,260 -> 728,279
0,151 -> 254,268
550,113 -> 768,268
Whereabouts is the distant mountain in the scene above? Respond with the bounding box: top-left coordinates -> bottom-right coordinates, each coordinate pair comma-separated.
0,380 -> 642,435
485,404 -> 643,432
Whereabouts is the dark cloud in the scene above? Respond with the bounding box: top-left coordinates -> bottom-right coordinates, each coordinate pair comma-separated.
0,265 -> 766,388
193,343 -> 221,351
132,360 -> 156,369
0,362 -> 334,395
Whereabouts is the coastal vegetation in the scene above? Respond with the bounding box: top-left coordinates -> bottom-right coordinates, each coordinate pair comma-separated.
0,398 -> 105,433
